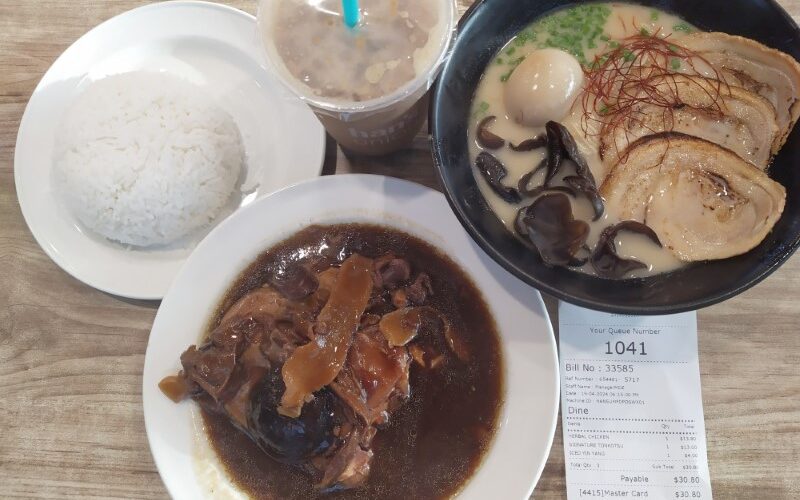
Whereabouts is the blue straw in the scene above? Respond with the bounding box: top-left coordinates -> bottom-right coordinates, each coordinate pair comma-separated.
342,0 -> 360,29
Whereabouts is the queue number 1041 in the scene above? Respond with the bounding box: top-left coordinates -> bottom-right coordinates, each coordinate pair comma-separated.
605,341 -> 648,356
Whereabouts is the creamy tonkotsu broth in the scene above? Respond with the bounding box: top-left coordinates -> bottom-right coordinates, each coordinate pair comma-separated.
469,3 -> 695,278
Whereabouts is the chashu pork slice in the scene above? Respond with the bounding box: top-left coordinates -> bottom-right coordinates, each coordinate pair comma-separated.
600,133 -> 786,262
679,32 -> 800,151
600,74 -> 779,169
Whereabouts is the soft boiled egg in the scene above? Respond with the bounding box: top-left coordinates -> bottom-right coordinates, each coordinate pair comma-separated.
504,48 -> 584,127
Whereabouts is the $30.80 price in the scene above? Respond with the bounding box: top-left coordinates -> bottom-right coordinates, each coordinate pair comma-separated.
674,476 -> 702,498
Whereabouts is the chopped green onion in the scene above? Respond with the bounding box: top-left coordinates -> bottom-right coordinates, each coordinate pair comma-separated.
472,101 -> 490,119
671,58 -> 682,70
650,10 -> 660,21
640,27 -> 650,37
591,54 -> 609,69
623,49 -> 635,62
499,56 -> 525,82
673,22 -> 694,33
524,4 -> 612,68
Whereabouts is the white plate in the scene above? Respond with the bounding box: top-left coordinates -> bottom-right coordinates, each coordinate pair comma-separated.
14,1 -> 325,300
142,174 -> 559,500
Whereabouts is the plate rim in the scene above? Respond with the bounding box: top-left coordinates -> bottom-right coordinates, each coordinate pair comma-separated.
142,173 -> 560,500
13,0 -> 326,300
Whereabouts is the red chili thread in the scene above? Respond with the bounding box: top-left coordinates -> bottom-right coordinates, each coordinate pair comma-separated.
580,31 -> 727,163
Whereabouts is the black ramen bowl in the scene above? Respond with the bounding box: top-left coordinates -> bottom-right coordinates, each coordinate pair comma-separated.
431,0 -> 800,314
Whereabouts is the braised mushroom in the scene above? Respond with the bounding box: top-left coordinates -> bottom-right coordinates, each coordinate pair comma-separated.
250,369 -> 340,464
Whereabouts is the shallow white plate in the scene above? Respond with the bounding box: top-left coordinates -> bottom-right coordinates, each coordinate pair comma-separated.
14,1 -> 325,300
142,174 -> 559,500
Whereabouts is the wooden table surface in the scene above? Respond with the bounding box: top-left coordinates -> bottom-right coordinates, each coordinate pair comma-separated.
2,0 -> 799,498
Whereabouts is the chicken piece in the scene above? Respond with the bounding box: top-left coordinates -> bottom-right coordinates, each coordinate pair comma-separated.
372,255 -> 411,290
331,327 -> 411,425
316,267 -> 340,294
316,426 -> 373,490
219,287 -> 290,328
390,272 -> 433,308
268,264 -> 319,300
379,307 -> 423,346
179,317 -> 264,402
404,273 -> 433,305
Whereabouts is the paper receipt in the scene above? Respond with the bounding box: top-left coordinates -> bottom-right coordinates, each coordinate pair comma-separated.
558,302 -> 713,500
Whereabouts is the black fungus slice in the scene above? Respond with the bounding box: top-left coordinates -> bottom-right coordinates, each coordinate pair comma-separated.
476,116 -> 505,149
514,187 -> 578,236
550,121 -> 597,185
510,136 -> 547,152
542,121 -> 605,219
590,221 -> 663,279
476,152 -> 521,203
514,206 -> 530,239
563,175 -> 605,220
517,157 -> 549,196
568,245 -> 592,268
520,184 -> 579,200
543,122 -> 565,186
518,193 -> 590,267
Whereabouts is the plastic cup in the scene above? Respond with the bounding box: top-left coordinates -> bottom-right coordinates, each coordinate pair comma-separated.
258,0 -> 457,156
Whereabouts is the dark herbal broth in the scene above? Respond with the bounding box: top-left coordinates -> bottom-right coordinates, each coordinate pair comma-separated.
202,224 -> 504,499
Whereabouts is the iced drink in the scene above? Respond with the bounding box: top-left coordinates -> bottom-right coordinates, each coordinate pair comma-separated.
258,0 -> 455,155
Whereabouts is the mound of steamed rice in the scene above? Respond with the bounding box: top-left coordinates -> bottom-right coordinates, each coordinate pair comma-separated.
53,72 -> 244,247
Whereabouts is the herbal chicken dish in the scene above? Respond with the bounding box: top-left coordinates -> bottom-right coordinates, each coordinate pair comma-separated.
159,224 -> 504,499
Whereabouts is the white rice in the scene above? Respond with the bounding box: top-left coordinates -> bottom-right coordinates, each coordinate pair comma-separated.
53,72 -> 244,247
